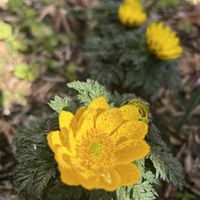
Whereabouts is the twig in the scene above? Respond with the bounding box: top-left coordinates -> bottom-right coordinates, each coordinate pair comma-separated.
176,143 -> 187,160
0,172 -> 13,180
164,184 -> 176,199
164,143 -> 187,198
0,185 -> 13,190
185,183 -> 200,197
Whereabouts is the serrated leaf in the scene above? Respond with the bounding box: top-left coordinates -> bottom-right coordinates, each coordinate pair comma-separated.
48,95 -> 71,113
148,124 -> 184,188
67,79 -> 111,106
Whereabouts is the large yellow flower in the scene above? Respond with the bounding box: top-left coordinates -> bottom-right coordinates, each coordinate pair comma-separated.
47,97 -> 150,191
118,0 -> 147,27
146,22 -> 183,60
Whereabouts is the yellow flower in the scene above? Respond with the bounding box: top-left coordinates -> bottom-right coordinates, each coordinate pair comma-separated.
47,97 -> 150,191
146,22 -> 183,60
118,0 -> 147,27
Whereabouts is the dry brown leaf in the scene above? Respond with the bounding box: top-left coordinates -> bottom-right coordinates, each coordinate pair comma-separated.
0,119 -> 15,145
184,5 -> 200,25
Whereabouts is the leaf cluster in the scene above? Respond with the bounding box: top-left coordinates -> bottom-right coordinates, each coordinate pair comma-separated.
84,0 -> 181,95
147,123 -> 184,188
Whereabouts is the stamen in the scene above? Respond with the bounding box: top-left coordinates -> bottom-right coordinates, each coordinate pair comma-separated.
89,143 -> 102,156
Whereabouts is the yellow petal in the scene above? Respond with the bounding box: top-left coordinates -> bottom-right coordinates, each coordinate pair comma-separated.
76,174 -> 100,190
119,105 -> 140,121
59,167 -> 80,186
115,163 -> 140,186
75,106 -> 86,121
88,97 -> 110,110
115,140 -> 150,163
124,0 -> 142,7
59,110 -> 76,132
47,131 -> 62,152
112,121 -> 148,143
76,108 -> 98,137
96,108 -> 124,134
118,0 -> 147,27
60,128 -> 75,152
146,22 -> 183,60
55,146 -> 71,168
98,169 -> 121,191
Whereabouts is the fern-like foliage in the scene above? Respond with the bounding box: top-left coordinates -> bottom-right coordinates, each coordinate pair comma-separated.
48,95 -> 71,113
84,0 -> 181,95
147,124 -> 184,188
67,79 -> 111,106
14,80 -> 183,200
48,95 -> 77,113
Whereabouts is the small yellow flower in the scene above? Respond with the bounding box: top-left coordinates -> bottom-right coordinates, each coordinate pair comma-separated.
47,97 -> 150,191
118,0 -> 147,27
146,22 -> 183,60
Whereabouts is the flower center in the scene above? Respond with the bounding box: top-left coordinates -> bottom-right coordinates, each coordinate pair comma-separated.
74,129 -> 116,171
89,143 -> 102,156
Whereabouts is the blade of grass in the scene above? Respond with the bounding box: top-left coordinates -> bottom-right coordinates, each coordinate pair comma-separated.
176,86 -> 200,134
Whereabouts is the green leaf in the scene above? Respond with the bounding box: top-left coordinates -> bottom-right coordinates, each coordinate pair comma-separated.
65,62 -> 77,81
13,63 -> 39,82
0,21 -> 12,40
7,0 -> 24,12
48,95 -> 73,113
130,181 -> 158,200
31,23 -> 54,39
67,79 -> 111,106
148,124 -> 184,188
157,0 -> 182,6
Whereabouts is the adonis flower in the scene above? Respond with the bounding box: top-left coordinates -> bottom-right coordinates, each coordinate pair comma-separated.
146,22 -> 183,60
47,97 -> 150,191
118,0 -> 147,27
